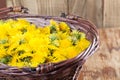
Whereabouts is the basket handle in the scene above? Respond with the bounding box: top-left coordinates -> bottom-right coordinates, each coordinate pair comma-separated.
0,6 -> 28,18
60,13 -> 83,19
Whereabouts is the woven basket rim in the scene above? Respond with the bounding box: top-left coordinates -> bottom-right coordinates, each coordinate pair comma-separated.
0,14 -> 99,78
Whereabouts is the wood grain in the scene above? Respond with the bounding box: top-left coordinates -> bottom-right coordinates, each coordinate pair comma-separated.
103,0 -> 120,27
6,0 -> 103,27
0,0 -> 6,8
69,0 -> 103,28
0,0 -> 6,17
20,0 -> 38,14
37,0 -> 68,16
6,0 -> 68,16
78,27 -> 120,80
6,0 -> 21,7
6,0 -> 120,27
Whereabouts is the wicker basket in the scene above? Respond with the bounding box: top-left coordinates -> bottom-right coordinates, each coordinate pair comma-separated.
0,7 -> 99,80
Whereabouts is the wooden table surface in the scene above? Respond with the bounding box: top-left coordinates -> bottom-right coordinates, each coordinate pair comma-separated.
78,27 -> 120,80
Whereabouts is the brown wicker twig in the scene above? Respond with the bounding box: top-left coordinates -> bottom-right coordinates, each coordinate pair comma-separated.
0,6 -> 28,18
0,7 -> 99,80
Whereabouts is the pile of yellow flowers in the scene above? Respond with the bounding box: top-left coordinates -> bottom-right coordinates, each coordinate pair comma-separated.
0,19 -> 90,67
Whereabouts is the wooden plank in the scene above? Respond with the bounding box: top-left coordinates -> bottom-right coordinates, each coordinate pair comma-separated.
6,0 -> 21,7
19,0 -> 38,14
69,0 -> 103,28
6,0 -> 41,14
7,0 -> 120,27
37,0 -> 68,16
6,0 -> 68,16
0,0 -> 6,8
7,0 -> 39,14
6,0 -> 12,7
0,0 -> 6,17
78,27 -> 120,80
104,0 -> 120,27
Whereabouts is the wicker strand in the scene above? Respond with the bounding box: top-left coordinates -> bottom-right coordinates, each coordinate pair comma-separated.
36,63 -> 54,74
0,6 -> 28,15
0,8 -> 99,80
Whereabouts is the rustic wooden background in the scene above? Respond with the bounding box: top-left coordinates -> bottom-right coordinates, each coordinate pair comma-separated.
1,0 -> 120,80
79,27 -> 120,80
6,0 -> 120,28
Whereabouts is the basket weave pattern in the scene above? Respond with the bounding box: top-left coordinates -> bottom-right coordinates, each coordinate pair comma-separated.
0,7 -> 99,80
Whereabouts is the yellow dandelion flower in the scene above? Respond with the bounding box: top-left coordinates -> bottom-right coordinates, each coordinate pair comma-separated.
65,47 -> 79,58
17,18 -> 30,26
59,22 -> 70,32
76,38 -> 90,51
57,32 -> 69,39
0,48 -> 6,58
59,39 -> 72,48
0,19 -> 90,67
8,54 -> 24,67
42,26 -> 50,34
31,52 -> 46,67
50,20 -> 60,32
52,51 -> 67,62
16,44 -> 31,52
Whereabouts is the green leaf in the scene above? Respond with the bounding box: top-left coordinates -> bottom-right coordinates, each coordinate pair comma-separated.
50,25 -> 57,33
0,39 -> 8,44
48,48 -> 54,55
4,46 -> 9,49
49,34 -> 58,41
20,56 -> 32,62
0,55 -> 12,64
19,39 -> 25,45
21,28 -> 27,34
71,30 -> 85,45
18,50 -> 25,56
51,40 -> 59,47
79,32 -> 85,39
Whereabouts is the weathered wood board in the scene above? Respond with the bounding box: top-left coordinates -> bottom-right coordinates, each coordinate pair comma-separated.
0,0 -> 6,8
69,0 -> 103,28
78,27 -> 120,80
6,0 -> 120,27
103,0 -> 120,27
6,0 -> 68,16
